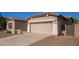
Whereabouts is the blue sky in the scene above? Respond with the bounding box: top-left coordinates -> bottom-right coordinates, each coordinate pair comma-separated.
1,12 -> 79,20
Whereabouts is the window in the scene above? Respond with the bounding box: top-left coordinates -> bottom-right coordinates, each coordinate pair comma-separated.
8,23 -> 13,29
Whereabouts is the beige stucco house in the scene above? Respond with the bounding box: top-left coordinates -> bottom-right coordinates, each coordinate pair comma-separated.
6,13 -> 73,36
26,13 -> 73,36
6,17 -> 27,34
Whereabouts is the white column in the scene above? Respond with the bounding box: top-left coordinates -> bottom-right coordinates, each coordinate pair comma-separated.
12,21 -> 15,34
52,20 -> 59,36
27,22 -> 30,32
6,21 -> 15,34
6,22 -> 9,30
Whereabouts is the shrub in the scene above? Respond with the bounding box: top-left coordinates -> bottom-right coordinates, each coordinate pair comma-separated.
72,18 -> 79,25
6,30 -> 12,33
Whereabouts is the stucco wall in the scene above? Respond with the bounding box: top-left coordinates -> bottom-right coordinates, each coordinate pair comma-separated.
27,16 -> 59,35
75,24 -> 79,37
57,18 -> 65,35
65,25 -> 74,36
7,20 -> 27,34
30,16 -> 57,21
7,20 -> 15,34
15,21 -> 27,31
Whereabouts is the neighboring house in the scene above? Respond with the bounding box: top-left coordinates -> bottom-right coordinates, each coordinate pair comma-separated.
6,17 -> 27,34
26,13 -> 73,36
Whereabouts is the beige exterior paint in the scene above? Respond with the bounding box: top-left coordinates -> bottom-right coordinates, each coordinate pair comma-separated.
29,16 -> 56,22
6,13 -> 73,36
27,16 -> 59,35
52,21 -> 58,35
15,21 -> 27,31
75,24 -> 79,37
31,22 -> 52,34
7,19 -> 27,34
7,20 -> 15,34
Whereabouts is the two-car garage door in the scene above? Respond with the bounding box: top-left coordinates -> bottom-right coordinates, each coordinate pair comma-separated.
30,22 -> 52,34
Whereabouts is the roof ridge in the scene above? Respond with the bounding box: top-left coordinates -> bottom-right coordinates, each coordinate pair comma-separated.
26,13 -> 69,20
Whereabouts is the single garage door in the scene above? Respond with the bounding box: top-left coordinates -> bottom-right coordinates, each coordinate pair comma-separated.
30,22 -> 52,34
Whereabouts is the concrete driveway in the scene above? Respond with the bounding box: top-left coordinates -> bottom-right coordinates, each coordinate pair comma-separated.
0,33 -> 50,46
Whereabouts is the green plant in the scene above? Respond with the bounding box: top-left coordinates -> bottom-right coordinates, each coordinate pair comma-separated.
72,18 -> 79,25
0,14 -> 7,30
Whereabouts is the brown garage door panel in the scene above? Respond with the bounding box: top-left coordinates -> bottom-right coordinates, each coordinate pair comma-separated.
31,23 -> 52,34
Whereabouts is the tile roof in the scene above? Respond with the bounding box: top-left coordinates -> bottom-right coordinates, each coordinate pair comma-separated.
26,13 -> 70,21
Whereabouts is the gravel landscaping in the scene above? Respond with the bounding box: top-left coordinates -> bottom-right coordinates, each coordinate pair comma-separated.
0,31 -> 15,38
31,36 -> 79,46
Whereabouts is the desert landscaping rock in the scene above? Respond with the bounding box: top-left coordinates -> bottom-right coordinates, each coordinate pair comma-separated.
0,31 -> 15,38
31,36 -> 79,46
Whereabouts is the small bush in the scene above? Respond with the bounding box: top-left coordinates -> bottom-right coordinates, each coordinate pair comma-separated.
72,18 -> 79,25
6,30 -> 12,33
